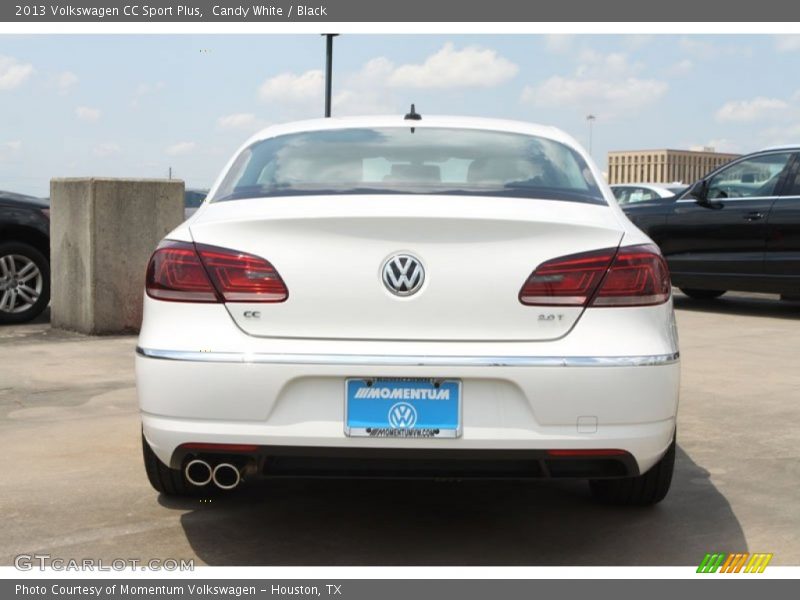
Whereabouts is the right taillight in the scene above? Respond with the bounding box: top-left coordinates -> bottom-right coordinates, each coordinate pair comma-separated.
145,240 -> 288,303
519,244 -> 670,308
592,244 -> 671,307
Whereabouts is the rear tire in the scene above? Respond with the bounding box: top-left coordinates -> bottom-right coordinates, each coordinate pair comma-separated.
679,288 -> 725,300
589,437 -> 675,506
0,242 -> 50,325
141,434 -> 196,496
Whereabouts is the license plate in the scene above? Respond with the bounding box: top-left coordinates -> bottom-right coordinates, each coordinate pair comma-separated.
345,377 -> 462,438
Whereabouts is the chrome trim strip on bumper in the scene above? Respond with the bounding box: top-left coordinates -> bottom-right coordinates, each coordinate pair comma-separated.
136,347 -> 679,368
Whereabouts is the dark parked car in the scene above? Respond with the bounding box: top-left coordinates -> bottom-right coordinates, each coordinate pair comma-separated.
0,190 -> 50,323
184,188 -> 208,219
622,146 -> 800,299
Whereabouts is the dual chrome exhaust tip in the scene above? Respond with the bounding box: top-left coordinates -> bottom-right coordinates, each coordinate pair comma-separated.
184,459 -> 241,490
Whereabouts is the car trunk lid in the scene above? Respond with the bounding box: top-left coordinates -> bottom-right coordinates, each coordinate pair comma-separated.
189,195 -> 624,342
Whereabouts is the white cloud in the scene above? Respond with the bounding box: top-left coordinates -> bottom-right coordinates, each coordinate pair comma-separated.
216,112 -> 265,131
75,106 -> 101,122
322,44 -> 517,115
715,97 -> 789,122
0,55 -> 34,91
258,70 -> 324,103
256,63 -> 395,117
348,56 -> 396,86
254,44 -> 516,118
386,43 -> 518,89
775,35 -> 800,52
666,59 -> 693,77
521,51 -> 667,116
92,142 -> 121,158
330,57 -> 400,115
522,77 -> 668,114
165,141 -> 196,156
56,71 -> 78,94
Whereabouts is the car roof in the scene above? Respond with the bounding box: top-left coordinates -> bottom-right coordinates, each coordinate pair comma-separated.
757,144 -> 800,152
245,115 -> 576,148
0,190 -> 49,208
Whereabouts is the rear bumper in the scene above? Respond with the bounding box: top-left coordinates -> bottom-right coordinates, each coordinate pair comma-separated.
169,445 -> 642,479
137,296 -> 680,478
137,348 -> 679,476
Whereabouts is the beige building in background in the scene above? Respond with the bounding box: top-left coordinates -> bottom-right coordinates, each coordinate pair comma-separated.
607,148 -> 740,185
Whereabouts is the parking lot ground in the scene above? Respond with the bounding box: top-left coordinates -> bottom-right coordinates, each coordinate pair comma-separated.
1,294 -> 799,566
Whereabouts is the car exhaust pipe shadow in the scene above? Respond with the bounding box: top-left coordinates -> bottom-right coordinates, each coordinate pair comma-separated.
173,445 -> 749,565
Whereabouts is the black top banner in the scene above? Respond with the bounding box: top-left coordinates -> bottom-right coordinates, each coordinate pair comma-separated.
3,0 -> 799,22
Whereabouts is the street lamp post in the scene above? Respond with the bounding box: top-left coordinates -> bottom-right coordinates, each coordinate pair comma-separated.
586,114 -> 596,156
323,34 -> 338,118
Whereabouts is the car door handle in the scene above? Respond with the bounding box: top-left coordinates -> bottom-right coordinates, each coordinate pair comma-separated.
743,211 -> 765,221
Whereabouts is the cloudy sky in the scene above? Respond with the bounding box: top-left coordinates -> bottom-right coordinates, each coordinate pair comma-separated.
1,34 -> 799,196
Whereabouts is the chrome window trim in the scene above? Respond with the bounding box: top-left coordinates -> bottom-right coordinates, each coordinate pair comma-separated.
136,347 -> 679,368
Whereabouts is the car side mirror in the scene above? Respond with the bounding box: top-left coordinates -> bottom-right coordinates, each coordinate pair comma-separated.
688,179 -> 709,204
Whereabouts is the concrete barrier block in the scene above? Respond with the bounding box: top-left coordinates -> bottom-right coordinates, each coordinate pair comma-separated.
50,178 -> 185,334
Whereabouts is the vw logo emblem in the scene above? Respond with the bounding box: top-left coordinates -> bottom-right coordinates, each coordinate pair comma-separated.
382,254 -> 425,296
388,402 -> 418,429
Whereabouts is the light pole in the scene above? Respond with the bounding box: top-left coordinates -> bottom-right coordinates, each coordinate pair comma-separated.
323,34 -> 339,118
586,114 -> 596,156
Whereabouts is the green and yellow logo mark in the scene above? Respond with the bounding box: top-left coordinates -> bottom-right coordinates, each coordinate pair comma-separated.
697,553 -> 773,573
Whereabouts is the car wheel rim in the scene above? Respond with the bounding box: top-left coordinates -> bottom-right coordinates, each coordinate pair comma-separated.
0,254 -> 43,314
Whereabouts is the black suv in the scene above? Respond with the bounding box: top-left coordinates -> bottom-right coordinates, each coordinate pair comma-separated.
621,146 -> 800,299
0,190 -> 50,323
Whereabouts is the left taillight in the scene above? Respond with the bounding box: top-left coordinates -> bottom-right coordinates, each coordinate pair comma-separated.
145,241 -> 287,303
146,241 -> 219,302
196,244 -> 288,302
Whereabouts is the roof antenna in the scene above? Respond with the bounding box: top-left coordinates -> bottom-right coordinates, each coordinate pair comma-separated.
404,103 -> 421,133
404,104 -> 422,121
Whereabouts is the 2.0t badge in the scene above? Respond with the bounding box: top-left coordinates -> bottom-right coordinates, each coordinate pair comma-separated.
382,254 -> 425,296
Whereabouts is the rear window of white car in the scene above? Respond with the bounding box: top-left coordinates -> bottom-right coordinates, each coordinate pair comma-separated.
211,127 -> 604,205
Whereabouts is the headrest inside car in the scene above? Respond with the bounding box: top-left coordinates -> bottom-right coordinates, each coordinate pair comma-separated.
384,164 -> 442,182
468,158 -> 539,184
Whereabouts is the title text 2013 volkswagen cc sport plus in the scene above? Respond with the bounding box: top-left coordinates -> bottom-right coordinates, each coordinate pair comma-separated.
136,114 -> 680,505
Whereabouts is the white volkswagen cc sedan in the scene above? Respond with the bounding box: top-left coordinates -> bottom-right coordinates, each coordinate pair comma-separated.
137,114 -> 680,505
